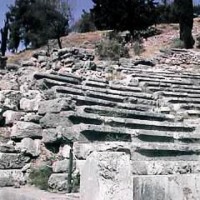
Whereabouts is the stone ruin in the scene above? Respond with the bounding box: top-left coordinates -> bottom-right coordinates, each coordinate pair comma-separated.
1,47 -> 200,199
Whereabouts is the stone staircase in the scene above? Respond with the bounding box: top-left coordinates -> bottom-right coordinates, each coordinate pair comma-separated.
1,48 -> 200,199
33,61 -> 200,199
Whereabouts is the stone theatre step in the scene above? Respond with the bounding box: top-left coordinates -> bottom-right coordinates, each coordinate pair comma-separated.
34,73 -> 81,85
132,161 -> 200,175
79,106 -> 174,121
68,113 -> 195,132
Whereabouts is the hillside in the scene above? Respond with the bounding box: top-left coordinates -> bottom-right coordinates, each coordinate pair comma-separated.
7,18 -> 200,64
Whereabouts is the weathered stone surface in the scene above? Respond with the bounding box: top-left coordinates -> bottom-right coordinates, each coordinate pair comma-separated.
74,142 -> 130,160
0,143 -> 18,153
42,129 -> 59,144
0,90 -> 22,110
48,173 -> 68,192
23,113 -> 42,123
81,152 -> 132,200
52,159 -> 70,173
0,153 -> 30,169
132,161 -> 200,175
3,110 -> 25,125
20,97 -> 41,112
0,187 -> 79,200
38,98 -> 75,115
17,138 -> 41,157
34,73 -> 81,85
56,126 -> 80,142
133,174 -> 200,200
59,145 -> 71,158
21,57 -> 37,67
40,112 -> 73,128
11,121 -> 43,139
0,170 -> 25,187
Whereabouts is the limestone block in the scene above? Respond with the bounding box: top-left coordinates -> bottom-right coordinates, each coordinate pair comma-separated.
23,113 -> 42,123
59,145 -> 71,158
0,90 -> 22,110
20,98 -> 41,112
133,174 -> 200,200
17,138 -> 41,157
3,110 -> 25,125
0,153 -> 30,169
52,159 -> 70,173
48,173 -> 68,192
42,129 -> 58,144
40,112 -> 73,128
0,170 -> 25,187
38,98 -> 74,115
11,121 -> 42,140
80,152 -> 132,200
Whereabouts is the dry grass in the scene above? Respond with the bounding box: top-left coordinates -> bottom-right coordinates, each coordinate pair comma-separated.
6,18 -> 200,61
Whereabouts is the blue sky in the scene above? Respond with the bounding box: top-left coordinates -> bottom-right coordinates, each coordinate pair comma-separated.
0,0 -> 94,28
1,0 -> 200,28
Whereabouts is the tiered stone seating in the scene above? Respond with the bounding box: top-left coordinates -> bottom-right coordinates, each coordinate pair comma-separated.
34,65 -> 200,198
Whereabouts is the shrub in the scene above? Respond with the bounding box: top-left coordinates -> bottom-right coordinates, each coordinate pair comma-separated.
133,38 -> 144,56
29,166 -> 52,190
71,172 -> 80,193
171,38 -> 185,48
96,39 -> 129,61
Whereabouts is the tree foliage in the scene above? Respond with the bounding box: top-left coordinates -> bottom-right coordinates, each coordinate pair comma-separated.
91,0 -> 157,35
7,0 -> 70,51
0,14 -> 9,56
156,0 -> 179,23
71,10 -> 96,33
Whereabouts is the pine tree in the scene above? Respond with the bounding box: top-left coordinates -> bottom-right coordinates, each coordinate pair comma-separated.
0,14 -> 9,56
91,0 -> 157,36
174,0 -> 194,48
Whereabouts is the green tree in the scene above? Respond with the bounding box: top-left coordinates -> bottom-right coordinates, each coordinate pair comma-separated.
73,10 -> 96,33
7,0 -> 70,51
0,14 -> 9,56
91,0 -> 157,36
